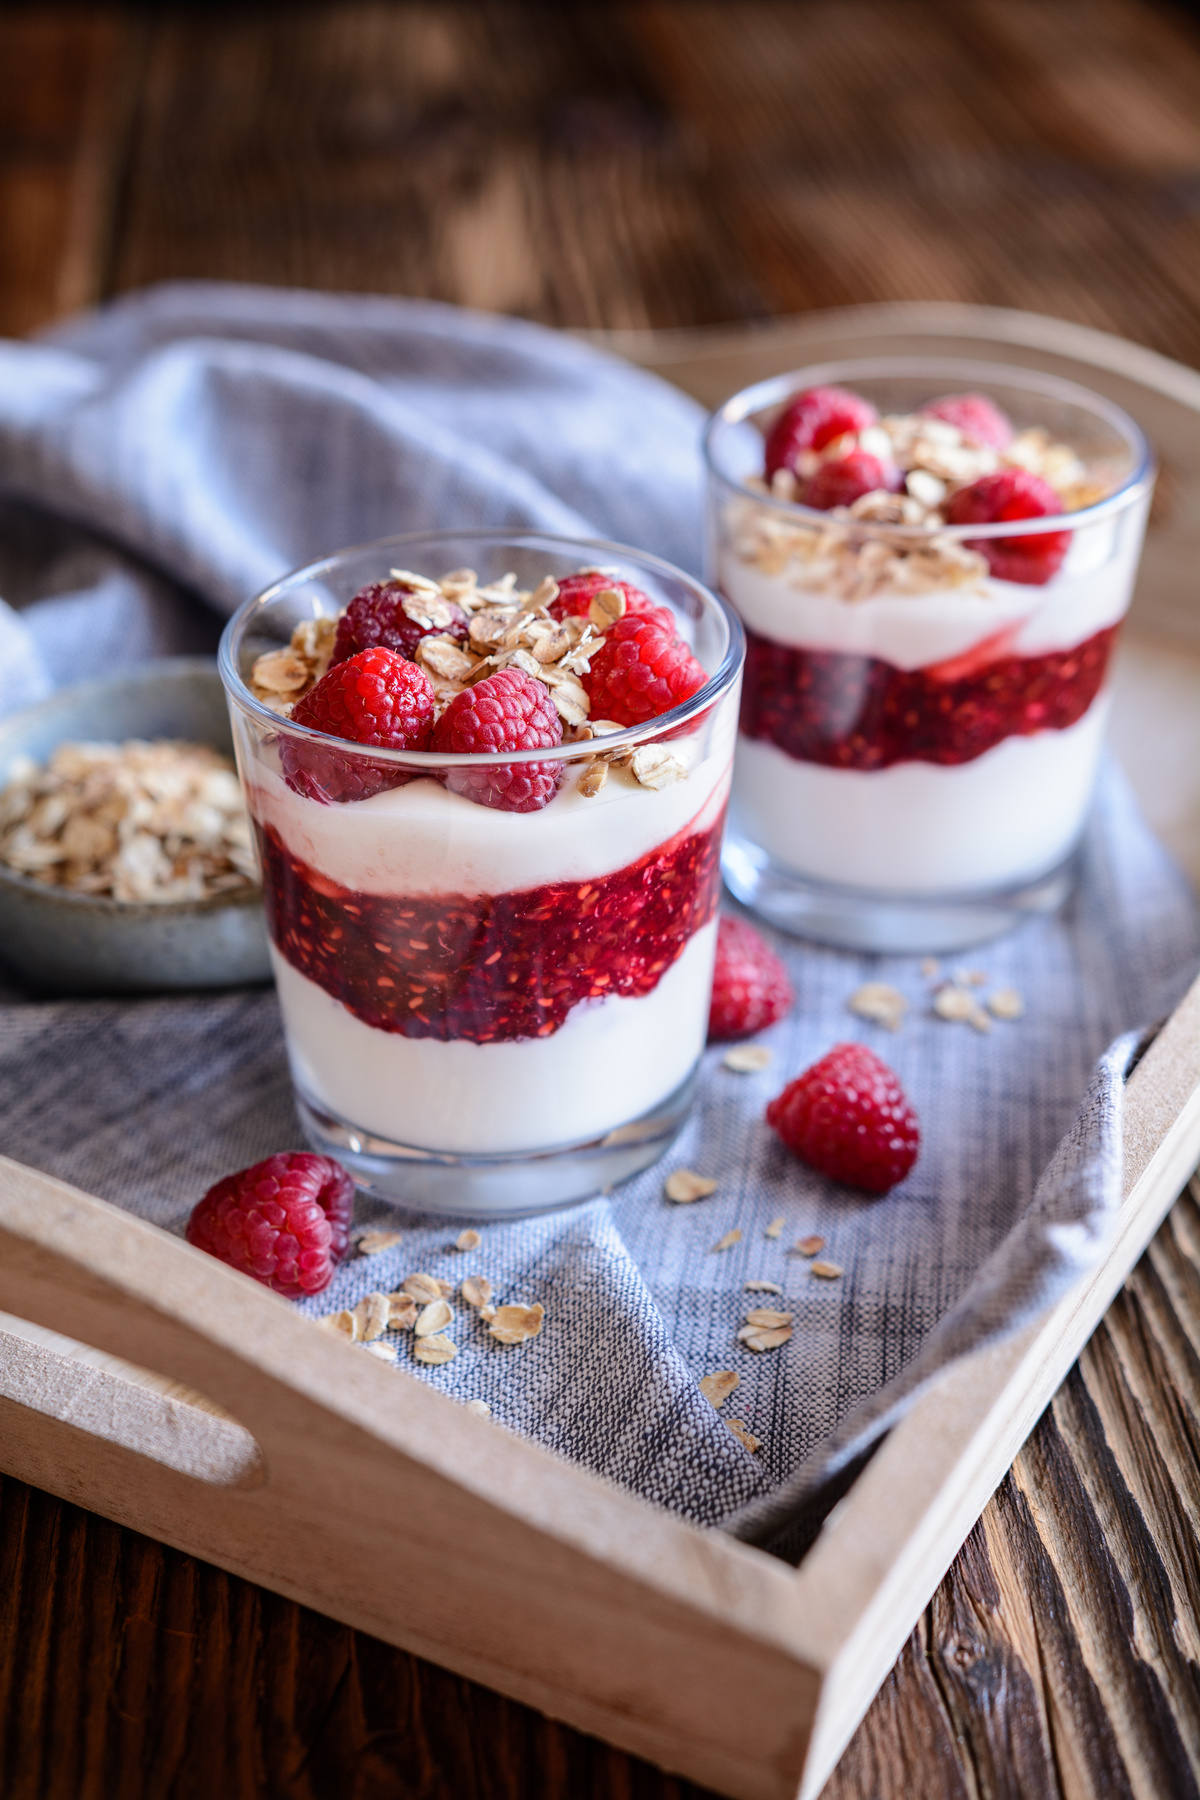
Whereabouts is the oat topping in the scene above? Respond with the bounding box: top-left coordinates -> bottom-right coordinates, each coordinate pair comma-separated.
794,1235 -> 826,1258
699,1370 -> 740,1409
712,1228 -> 743,1253
247,564 -> 701,787
664,1169 -> 718,1204
386,1294 -> 419,1330
414,1333 -> 458,1366
0,740 -> 257,903
487,1302 -> 544,1345
848,982 -> 908,1032
723,1044 -> 773,1073
455,1228 -> 482,1252
734,405 -> 1114,602
727,1418 -> 762,1453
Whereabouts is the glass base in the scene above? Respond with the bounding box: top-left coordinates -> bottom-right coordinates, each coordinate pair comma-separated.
722,831 -> 1076,954
295,1062 -> 700,1219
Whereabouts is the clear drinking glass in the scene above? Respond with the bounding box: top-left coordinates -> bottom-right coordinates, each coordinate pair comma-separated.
219,530 -> 743,1217
705,359 -> 1154,952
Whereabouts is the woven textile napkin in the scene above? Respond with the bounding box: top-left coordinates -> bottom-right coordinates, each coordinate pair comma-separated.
0,284 -> 1196,1552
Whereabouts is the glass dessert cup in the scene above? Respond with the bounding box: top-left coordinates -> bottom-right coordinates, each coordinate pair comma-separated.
705,359 -> 1154,953
219,531 -> 743,1217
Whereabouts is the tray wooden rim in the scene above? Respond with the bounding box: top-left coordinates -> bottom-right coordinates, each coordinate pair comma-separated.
2,301 -> 1200,1798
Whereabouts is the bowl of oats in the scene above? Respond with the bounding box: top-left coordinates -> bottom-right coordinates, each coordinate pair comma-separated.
0,657 -> 270,994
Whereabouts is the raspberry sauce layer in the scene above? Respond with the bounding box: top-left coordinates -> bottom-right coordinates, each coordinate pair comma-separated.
259,808 -> 725,1045
738,622 -> 1117,770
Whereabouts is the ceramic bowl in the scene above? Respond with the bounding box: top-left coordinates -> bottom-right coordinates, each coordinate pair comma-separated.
0,658 -> 271,995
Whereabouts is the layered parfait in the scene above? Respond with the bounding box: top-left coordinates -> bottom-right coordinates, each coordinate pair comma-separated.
220,537 -> 741,1210
706,364 -> 1152,944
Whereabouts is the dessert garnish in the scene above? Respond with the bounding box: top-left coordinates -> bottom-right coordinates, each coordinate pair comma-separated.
0,739 -> 256,902
741,383 -> 1116,600
250,564 -> 708,811
185,1152 -> 354,1297
707,914 -> 794,1041
766,1043 -> 919,1194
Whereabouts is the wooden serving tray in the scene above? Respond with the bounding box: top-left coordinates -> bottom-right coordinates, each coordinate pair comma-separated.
2,304 -> 1200,1797
0,971 -> 1197,1800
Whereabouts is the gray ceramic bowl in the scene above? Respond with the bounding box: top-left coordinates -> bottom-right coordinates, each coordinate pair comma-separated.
0,658 -> 271,995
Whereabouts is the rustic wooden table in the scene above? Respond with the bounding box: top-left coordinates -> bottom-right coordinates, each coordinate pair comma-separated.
3,5 -> 1200,1796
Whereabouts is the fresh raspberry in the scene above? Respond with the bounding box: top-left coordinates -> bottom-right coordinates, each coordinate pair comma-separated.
920,393 -> 1014,450
432,666 -> 563,812
185,1153 -> 354,1298
946,468 -> 1071,585
766,1043 -> 919,1194
804,450 -> 899,512
332,578 -> 469,665
765,385 -> 878,479
549,570 -> 672,633
283,647 -> 435,804
708,915 -> 794,1041
582,615 -> 707,727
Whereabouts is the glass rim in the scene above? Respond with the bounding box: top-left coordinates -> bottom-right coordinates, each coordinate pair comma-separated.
702,355 -> 1156,540
218,527 -> 745,770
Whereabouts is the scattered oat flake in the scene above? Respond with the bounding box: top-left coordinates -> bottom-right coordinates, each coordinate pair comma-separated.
848,982 -> 908,1031
956,968 -> 989,987
358,1230 -> 405,1256
630,745 -> 685,790
737,1324 -> 793,1352
723,1044 -> 773,1073
466,1398 -> 492,1417
414,1333 -> 458,1366
488,1302 -> 545,1345
415,1299 -> 454,1337
745,1307 -> 793,1329
699,1370 -> 740,1409
460,1274 -> 494,1309
455,1228 -> 482,1251
988,987 -> 1025,1021
744,1279 -> 783,1294
727,1418 -> 762,1454
317,1309 -> 356,1339
920,957 -> 940,980
364,1340 -> 398,1363
794,1235 -> 825,1258
811,1260 -> 844,1280
353,1292 -> 390,1342
765,1217 -> 785,1239
933,986 -> 991,1032
665,1169 -> 717,1204
386,1294 -> 418,1330
402,1272 -> 453,1303
712,1228 -> 742,1253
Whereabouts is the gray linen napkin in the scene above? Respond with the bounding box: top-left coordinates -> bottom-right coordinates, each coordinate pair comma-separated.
0,284 -> 1196,1548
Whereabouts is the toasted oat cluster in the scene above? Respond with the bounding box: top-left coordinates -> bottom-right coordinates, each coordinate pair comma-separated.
252,569 -> 602,727
0,740 -> 258,902
736,403 -> 1115,602
249,567 -> 697,795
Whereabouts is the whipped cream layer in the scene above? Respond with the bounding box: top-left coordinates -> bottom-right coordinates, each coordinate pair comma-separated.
273,919 -> 717,1156
717,513 -> 1141,671
247,711 -> 734,898
730,697 -> 1109,892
